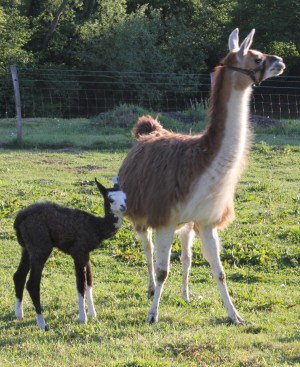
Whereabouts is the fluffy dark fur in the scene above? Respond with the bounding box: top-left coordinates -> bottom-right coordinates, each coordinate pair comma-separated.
13,179 -> 126,330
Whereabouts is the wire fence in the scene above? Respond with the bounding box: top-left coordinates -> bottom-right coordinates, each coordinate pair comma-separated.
1,67 -> 300,120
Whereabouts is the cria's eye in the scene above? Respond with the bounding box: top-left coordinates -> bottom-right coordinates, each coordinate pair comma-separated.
255,58 -> 262,64
108,197 -> 114,203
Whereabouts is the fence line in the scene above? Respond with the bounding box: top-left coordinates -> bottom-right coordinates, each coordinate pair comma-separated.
1,67 -> 299,120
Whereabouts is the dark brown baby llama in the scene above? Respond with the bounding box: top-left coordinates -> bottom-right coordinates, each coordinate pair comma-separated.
13,178 -> 126,330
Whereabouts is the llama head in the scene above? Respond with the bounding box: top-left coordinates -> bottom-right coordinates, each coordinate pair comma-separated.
95,178 -> 127,217
225,28 -> 285,85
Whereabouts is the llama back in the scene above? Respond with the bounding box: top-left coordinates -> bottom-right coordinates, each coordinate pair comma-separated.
14,203 -> 83,248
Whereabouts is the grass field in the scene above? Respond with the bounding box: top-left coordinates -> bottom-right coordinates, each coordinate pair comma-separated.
0,112 -> 299,366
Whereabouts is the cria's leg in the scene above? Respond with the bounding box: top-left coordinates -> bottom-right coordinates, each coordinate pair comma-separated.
199,225 -> 244,324
177,223 -> 195,302
136,225 -> 156,298
85,261 -> 96,318
73,255 -> 89,324
26,252 -> 51,330
13,248 -> 30,319
147,225 -> 175,323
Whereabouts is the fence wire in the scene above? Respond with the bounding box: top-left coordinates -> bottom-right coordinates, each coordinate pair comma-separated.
1,68 -> 299,120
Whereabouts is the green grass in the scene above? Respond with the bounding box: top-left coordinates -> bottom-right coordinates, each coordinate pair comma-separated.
0,112 -> 299,366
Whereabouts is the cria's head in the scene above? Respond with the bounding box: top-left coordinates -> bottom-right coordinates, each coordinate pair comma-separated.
95,178 -> 127,215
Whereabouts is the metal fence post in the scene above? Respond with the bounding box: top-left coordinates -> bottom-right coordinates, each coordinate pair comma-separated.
10,64 -> 23,145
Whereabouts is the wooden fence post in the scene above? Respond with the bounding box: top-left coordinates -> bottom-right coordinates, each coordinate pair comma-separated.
10,65 -> 23,145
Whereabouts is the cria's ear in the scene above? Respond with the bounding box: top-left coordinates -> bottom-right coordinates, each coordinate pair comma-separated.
237,29 -> 255,60
95,178 -> 107,197
112,175 -> 119,189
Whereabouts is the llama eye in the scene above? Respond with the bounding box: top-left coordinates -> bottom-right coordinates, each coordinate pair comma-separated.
108,197 -> 114,203
255,58 -> 262,64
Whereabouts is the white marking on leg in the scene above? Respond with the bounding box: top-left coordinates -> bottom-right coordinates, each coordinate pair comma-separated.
86,286 -> 97,317
36,313 -> 47,329
78,292 -> 87,323
199,225 -> 244,324
15,298 -> 24,319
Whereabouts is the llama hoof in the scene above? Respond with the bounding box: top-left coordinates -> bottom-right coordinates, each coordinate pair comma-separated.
36,314 -> 47,330
88,310 -> 97,318
78,307 -> 87,323
231,314 -> 245,325
79,317 -> 87,324
147,312 -> 158,324
14,299 -> 24,319
181,294 -> 190,303
15,311 -> 24,319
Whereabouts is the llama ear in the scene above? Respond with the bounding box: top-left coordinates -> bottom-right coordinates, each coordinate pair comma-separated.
237,29 -> 255,59
112,175 -> 119,189
95,178 -> 107,197
228,28 -> 239,51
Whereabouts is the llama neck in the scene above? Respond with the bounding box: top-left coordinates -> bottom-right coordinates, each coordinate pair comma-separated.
95,213 -> 122,240
205,67 -> 252,170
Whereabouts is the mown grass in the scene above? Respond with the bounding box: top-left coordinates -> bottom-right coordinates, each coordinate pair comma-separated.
0,111 -> 299,366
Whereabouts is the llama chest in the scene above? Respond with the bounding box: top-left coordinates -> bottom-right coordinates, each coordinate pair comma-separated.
178,169 -> 236,225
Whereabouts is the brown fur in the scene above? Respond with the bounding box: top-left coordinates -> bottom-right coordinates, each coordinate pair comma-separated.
132,115 -> 168,138
118,65 -> 249,228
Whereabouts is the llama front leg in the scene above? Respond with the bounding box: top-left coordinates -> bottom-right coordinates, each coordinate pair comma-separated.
13,248 -> 30,319
199,225 -> 244,324
147,225 -> 175,323
136,225 -> 156,298
177,223 -> 195,302
85,261 -> 97,318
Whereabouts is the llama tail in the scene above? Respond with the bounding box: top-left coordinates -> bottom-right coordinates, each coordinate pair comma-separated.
14,210 -> 28,248
132,115 -> 167,139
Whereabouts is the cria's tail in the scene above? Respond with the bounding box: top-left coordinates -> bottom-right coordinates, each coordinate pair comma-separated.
132,115 -> 167,139
14,210 -> 28,248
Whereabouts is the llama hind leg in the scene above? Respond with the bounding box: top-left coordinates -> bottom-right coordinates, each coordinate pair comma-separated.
135,225 -> 156,298
199,225 -> 244,324
177,223 -> 195,302
26,253 -> 50,330
13,248 -> 30,319
85,261 -> 97,318
147,225 -> 175,323
73,255 -> 89,324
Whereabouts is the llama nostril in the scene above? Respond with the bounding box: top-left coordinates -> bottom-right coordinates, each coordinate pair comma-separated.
120,205 -> 126,212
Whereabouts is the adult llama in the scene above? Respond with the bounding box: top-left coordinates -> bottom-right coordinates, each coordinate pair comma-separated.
118,28 -> 285,324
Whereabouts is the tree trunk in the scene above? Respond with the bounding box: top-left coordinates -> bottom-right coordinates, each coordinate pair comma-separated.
41,0 -> 69,50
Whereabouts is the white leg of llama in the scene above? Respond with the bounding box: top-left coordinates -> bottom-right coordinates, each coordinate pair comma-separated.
177,224 -> 195,302
147,225 -> 175,323
199,225 -> 244,324
136,226 -> 156,298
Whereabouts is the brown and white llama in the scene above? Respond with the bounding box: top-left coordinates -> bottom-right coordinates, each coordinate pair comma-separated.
118,29 -> 285,324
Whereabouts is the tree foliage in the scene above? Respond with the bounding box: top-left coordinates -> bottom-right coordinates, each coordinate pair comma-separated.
0,6 -> 32,70
0,0 -> 298,74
